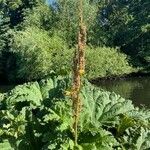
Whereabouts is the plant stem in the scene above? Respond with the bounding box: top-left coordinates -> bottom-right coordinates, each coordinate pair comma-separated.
72,0 -> 86,146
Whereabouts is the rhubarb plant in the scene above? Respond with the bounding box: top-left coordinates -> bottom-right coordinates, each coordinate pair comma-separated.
0,76 -> 149,149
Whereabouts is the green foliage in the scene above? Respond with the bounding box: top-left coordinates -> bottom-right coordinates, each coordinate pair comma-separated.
85,46 -> 136,79
0,76 -> 149,149
91,0 -> 150,68
0,140 -> 14,150
10,26 -> 69,81
80,81 -> 134,127
23,2 -> 53,30
8,39 -> 136,81
5,81 -> 42,107
10,26 -> 52,81
0,76 -> 73,149
51,48 -> 73,75
0,11 -> 10,77
39,75 -> 71,100
120,127 -> 150,150
0,93 -> 4,101
0,0 -> 43,80
55,0 -> 98,46
10,36 -> 137,81
0,0 -> 149,81
78,128 -> 118,150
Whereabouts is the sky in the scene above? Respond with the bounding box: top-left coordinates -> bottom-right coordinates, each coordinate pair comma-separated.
46,0 -> 56,5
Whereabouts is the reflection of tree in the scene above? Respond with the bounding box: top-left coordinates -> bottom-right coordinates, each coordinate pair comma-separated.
0,85 -> 14,93
97,77 -> 150,107
98,79 -> 141,99
110,80 -> 142,99
130,78 -> 150,107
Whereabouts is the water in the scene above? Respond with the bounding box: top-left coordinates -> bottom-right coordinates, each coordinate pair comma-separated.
0,85 -> 14,93
93,77 -> 150,107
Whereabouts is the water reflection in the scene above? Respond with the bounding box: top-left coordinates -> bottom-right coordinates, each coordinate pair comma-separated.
94,77 -> 150,107
0,85 -> 14,93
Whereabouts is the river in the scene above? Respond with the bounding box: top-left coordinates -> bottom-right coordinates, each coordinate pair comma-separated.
0,85 -> 14,93
93,76 -> 150,107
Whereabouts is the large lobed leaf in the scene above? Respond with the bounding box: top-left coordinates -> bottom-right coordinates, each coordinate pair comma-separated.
4,82 -> 42,107
80,80 -> 134,128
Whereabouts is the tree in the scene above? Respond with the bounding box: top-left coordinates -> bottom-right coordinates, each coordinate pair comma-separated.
0,3 -> 10,78
0,0 -> 44,81
23,1 -> 54,30
10,26 -> 68,81
91,0 -> 150,67
53,0 -> 98,46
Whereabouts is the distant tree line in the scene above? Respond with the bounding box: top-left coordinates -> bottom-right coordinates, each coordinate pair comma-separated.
0,0 -> 149,82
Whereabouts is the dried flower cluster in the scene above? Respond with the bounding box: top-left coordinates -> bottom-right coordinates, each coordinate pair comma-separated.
72,0 -> 86,146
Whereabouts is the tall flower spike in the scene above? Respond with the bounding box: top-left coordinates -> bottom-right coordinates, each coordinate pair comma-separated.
71,0 -> 86,147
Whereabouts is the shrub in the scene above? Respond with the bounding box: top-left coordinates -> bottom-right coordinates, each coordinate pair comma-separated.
10,26 -> 70,81
50,48 -> 73,75
50,46 -> 135,79
10,35 -> 136,81
85,46 -> 135,79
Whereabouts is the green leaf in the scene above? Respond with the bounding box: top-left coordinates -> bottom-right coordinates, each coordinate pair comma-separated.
0,140 -> 14,150
5,82 -> 42,108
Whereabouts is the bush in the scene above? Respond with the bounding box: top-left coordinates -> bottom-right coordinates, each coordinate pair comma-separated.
0,52 -> 3,76
10,26 -> 70,81
51,48 -> 73,75
10,34 -> 136,82
85,46 -> 135,79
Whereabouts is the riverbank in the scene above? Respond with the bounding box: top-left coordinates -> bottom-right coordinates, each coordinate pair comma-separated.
90,71 -> 150,84
90,71 -> 150,107
1,70 -> 150,88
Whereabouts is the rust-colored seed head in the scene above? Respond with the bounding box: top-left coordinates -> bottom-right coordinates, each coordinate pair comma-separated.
71,0 -> 86,146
